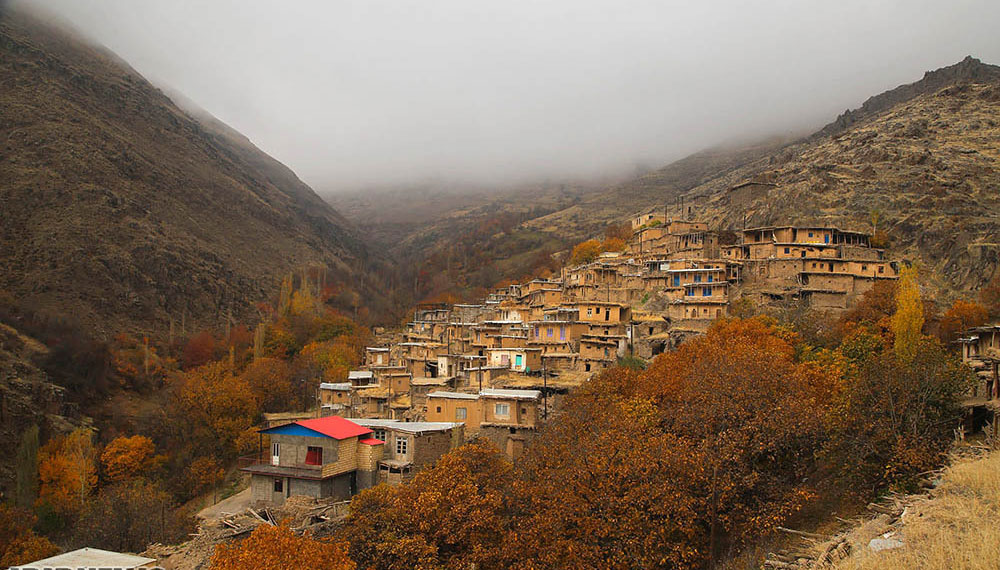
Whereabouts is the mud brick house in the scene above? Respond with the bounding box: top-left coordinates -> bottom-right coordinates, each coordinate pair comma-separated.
352,419 -> 464,484
958,325 -> 1000,399
318,382 -> 352,415
243,416 -> 383,505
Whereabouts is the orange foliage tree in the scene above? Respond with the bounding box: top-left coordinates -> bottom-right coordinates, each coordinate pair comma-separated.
171,361 -> 259,460
508,371 -> 705,569
185,456 -> 226,498
211,522 -> 354,570
636,318 -> 836,562
341,440 -> 512,570
183,331 -> 218,369
238,358 -> 297,413
600,237 -> 626,252
36,427 -> 98,519
568,239 -> 603,266
0,504 -> 59,567
101,435 -> 162,483
938,299 -> 988,344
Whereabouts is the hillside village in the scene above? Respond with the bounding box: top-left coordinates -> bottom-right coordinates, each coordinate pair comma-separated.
235,200 -> 907,508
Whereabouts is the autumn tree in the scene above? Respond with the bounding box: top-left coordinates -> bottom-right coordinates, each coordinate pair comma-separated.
938,299 -> 988,344
74,479 -> 194,553
825,338 -> 972,495
601,237 -> 626,252
838,280 -> 898,336
170,361 -> 259,461
568,239 -> 603,266
185,456 -> 226,500
891,266 -> 924,363
212,522 -> 354,570
182,331 -> 218,369
36,427 -> 98,520
101,435 -> 162,483
637,318 -> 836,563
0,504 -> 58,567
239,358 -> 297,413
509,371 -> 705,569
341,440 -> 512,570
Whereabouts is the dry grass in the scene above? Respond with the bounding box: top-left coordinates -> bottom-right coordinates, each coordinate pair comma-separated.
832,451 -> 1000,570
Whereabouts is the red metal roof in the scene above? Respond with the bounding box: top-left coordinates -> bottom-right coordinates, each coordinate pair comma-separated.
359,438 -> 385,446
296,416 -> 372,440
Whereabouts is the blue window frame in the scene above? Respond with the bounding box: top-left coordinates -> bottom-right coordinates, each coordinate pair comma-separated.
702,287 -> 711,297
694,274 -> 702,283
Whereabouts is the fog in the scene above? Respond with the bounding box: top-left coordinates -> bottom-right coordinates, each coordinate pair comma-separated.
25,0 -> 1000,192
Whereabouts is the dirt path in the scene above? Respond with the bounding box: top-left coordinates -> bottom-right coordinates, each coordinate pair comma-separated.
197,488 -> 252,521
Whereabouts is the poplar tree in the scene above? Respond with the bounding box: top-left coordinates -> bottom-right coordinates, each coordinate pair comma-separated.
891,265 -> 924,363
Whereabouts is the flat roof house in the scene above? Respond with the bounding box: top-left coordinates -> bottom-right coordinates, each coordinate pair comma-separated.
242,416 -> 383,505
352,419 -> 464,484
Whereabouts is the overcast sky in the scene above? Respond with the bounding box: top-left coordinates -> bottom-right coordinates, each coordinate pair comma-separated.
24,0 -> 1000,192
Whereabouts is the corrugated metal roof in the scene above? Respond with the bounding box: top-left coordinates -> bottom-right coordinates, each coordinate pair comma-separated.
319,382 -> 351,391
352,418 -> 462,433
481,388 -> 541,400
348,370 -> 375,379
18,547 -> 156,569
427,391 -> 480,400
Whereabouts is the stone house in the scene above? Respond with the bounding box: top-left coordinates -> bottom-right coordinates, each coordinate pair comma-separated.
243,416 -> 383,505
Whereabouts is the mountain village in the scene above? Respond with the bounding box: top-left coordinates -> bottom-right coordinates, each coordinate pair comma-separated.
236,201 -> 911,507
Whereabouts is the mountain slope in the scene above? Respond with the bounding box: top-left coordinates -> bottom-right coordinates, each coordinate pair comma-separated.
0,6 -> 383,338
689,79 -> 1000,297
520,57 -> 1000,301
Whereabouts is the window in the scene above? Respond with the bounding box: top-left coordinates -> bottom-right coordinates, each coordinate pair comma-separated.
694,274 -> 702,283
495,403 -> 511,417
534,326 -> 539,338
702,287 -> 711,297
521,407 -> 527,415
673,275 -> 680,286
273,478 -> 283,493
707,274 -> 713,283
547,327 -> 553,338
808,232 -> 814,238
784,247 -> 790,254
878,266 -> 884,274
862,265 -> 868,271
305,446 -> 323,466
559,326 -> 566,340
395,436 -> 408,456
456,407 -> 467,420
373,429 -> 386,441
649,327 -> 654,335
686,288 -> 694,296
587,307 -> 593,316
436,406 -> 442,413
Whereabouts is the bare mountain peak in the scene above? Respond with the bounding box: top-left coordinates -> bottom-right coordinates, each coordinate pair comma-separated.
819,56 -> 1000,138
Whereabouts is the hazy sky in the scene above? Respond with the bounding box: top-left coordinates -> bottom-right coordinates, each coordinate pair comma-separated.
25,0 -> 1000,191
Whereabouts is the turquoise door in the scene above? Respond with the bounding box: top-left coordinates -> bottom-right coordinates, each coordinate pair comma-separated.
515,354 -> 523,368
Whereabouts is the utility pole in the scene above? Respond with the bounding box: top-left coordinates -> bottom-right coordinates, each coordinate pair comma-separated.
542,362 -> 548,420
